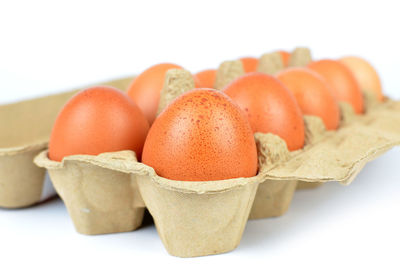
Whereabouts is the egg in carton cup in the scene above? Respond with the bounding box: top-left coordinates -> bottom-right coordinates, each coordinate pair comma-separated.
138,69 -> 260,257
214,53 -> 400,219
0,77 -> 134,209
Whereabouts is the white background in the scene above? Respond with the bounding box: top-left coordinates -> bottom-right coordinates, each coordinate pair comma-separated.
0,0 -> 399,264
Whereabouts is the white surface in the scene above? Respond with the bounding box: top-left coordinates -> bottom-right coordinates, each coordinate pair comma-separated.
0,0 -> 399,264
1,0 -> 400,104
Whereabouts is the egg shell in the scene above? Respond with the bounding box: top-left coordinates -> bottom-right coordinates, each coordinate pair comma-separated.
142,88 -> 258,181
278,50 -> 290,67
308,59 -> 364,114
223,73 -> 305,151
127,63 -> 182,124
49,86 -> 149,162
240,57 -> 259,73
193,69 -> 216,88
277,68 -> 340,130
339,56 -> 384,101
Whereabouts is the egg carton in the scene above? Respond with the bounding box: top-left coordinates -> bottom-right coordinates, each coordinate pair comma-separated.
34,65 -> 400,257
0,77 -> 134,208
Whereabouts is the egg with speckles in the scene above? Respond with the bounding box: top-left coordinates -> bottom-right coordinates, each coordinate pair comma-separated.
142,88 -> 258,181
224,73 -> 305,151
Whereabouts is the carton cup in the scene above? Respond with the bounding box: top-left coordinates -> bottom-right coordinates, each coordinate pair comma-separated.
34,150 -> 145,235
249,179 -> 297,219
248,114 -> 324,219
0,91 -> 76,208
0,143 -> 48,208
136,174 -> 261,257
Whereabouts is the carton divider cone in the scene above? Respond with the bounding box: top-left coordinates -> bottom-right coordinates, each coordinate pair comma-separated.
288,47 -> 312,67
157,69 -> 195,115
257,52 -> 284,75
214,60 -> 245,90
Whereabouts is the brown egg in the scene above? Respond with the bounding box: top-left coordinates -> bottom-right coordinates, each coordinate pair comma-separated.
49,86 -> 149,162
277,68 -> 340,130
278,50 -> 290,67
224,73 -> 305,151
127,63 -> 182,124
240,57 -> 259,73
339,56 -> 384,101
142,88 -> 258,181
308,59 -> 364,114
193,69 -> 217,88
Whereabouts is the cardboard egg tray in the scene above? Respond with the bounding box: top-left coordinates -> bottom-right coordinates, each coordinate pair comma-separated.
2,47 -> 400,257
0,77 -> 134,208
33,61 -> 400,257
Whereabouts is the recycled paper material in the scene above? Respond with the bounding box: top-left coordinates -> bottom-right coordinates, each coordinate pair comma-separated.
214,60 -> 244,90
157,69 -> 195,115
258,100 -> 400,185
34,151 -> 145,235
257,52 -> 284,75
289,47 -> 312,67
